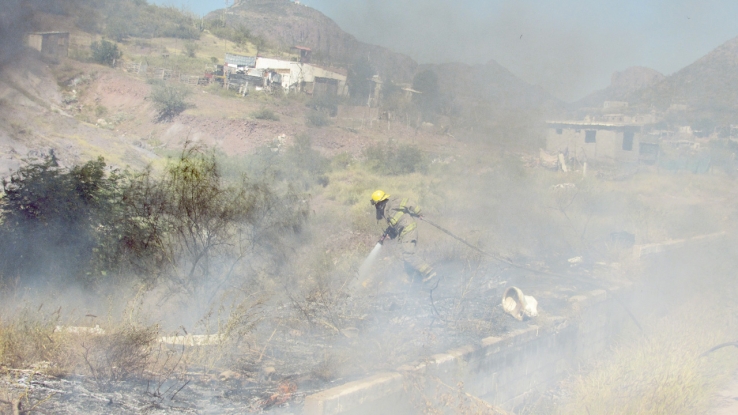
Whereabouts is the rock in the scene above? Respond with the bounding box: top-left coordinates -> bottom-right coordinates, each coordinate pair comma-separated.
219,370 -> 242,381
261,366 -> 276,381
341,327 -> 359,338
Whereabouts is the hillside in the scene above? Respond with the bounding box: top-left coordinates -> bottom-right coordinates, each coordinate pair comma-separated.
577,66 -> 664,109
207,0 -> 418,82
430,60 -> 561,111
0,52 -> 156,176
628,35 -> 738,122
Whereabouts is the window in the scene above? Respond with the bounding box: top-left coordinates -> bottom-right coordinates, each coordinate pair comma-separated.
556,128 -> 563,134
622,131 -> 634,151
585,130 -> 596,143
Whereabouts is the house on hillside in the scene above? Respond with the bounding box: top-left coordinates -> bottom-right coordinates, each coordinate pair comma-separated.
224,53 -> 256,73
26,32 -> 69,60
254,57 -> 347,96
292,46 -> 312,63
312,65 -> 347,97
546,119 -> 656,165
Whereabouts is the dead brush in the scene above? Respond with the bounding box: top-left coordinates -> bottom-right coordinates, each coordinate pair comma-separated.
0,371 -> 57,415
144,341 -> 190,403
285,252 -> 364,336
545,309 -> 738,415
404,371 -> 511,415
0,310 -> 76,376
181,287 -> 266,373
81,323 -> 159,390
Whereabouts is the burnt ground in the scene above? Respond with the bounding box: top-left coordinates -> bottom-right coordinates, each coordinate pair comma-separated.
0,256 -> 626,414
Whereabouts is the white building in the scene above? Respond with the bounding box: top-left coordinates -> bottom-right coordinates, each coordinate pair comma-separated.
254,57 -> 347,96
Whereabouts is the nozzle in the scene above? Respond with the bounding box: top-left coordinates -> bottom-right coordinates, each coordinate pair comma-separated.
378,232 -> 389,245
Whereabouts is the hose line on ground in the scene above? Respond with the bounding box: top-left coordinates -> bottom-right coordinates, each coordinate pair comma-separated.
418,216 -> 644,333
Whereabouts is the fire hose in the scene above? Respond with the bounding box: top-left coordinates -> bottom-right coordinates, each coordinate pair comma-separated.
417,216 -> 644,332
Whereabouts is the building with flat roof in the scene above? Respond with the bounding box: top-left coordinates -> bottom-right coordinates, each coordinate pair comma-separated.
26,32 -> 69,60
546,119 -> 657,165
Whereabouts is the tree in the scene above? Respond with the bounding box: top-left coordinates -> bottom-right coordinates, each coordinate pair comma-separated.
121,146 -> 309,303
0,147 -> 310,293
183,41 -> 198,58
347,56 -> 375,106
90,39 -> 121,67
149,84 -> 191,122
412,69 -> 441,120
0,153 -> 125,283
380,79 -> 406,112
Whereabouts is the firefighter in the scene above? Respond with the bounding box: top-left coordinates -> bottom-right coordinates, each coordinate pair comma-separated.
371,190 -> 438,286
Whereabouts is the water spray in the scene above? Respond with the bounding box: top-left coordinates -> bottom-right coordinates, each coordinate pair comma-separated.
358,230 -> 390,282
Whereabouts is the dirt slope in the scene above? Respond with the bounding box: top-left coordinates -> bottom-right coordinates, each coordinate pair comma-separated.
0,51 -> 156,177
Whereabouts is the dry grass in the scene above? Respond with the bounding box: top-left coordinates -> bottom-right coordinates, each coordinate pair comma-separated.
81,324 -> 159,387
541,307 -> 738,415
0,310 -> 76,377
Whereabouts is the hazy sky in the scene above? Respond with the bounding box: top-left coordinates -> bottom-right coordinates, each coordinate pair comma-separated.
153,0 -> 738,101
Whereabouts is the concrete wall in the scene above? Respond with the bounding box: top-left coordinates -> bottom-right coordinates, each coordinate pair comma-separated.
547,127 -> 640,164
303,288 -> 629,415
27,32 -> 69,59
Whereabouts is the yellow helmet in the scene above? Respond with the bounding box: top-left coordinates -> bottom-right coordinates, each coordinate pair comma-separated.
371,190 -> 390,205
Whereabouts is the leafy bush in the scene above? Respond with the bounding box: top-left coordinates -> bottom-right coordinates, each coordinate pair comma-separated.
306,110 -> 330,127
0,147 -> 309,291
240,135 -> 330,190
364,142 -> 426,175
307,95 -> 340,117
205,22 -> 262,50
118,146 -> 310,296
252,108 -> 280,121
100,1 -> 200,40
90,40 -> 121,67
347,56 -> 375,105
331,152 -> 354,170
284,135 -> 331,187
0,153 -> 124,283
183,41 -> 198,58
149,84 -> 191,122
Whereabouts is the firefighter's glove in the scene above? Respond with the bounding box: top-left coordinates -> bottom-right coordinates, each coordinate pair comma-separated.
409,206 -> 422,217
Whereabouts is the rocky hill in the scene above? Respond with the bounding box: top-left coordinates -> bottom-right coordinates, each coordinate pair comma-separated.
208,0 -> 562,126
208,0 -> 417,82
577,66 -> 664,109
628,35 -> 738,122
430,60 -> 561,111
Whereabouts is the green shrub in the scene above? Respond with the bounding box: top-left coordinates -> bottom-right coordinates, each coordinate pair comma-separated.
149,84 -> 191,122
331,152 -> 354,170
0,147 -> 310,290
251,108 -> 280,121
306,110 -> 330,127
284,135 -> 331,188
307,95 -> 340,116
90,40 -> 121,67
0,153 -> 125,283
183,41 -> 198,58
363,142 -> 426,175
240,135 -> 330,190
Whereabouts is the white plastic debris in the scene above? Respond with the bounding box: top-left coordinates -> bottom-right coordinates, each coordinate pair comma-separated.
568,256 -> 583,264
551,182 -> 576,190
523,295 -> 539,318
502,287 -> 538,321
